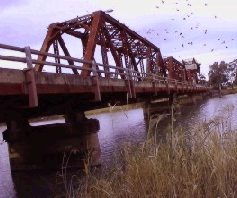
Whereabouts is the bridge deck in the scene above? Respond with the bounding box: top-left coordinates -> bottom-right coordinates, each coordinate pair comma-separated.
0,67 -> 206,97
0,42 -> 208,121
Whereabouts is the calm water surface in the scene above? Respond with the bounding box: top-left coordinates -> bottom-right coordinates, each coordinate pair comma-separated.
0,94 -> 237,198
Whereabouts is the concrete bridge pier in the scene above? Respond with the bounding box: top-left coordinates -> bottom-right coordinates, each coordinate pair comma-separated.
143,93 -> 181,121
3,111 -> 101,171
64,112 -> 101,166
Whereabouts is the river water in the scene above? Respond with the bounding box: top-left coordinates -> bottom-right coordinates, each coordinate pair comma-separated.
0,94 -> 237,198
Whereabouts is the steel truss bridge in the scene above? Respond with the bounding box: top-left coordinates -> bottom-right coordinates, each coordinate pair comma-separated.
0,11 -> 208,121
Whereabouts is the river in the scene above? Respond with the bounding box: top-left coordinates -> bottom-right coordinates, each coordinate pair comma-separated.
0,94 -> 237,198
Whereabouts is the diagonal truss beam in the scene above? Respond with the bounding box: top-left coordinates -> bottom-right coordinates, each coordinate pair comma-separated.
81,11 -> 104,77
57,35 -> 79,74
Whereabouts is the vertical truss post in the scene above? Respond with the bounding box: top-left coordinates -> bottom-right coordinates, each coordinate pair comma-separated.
125,68 -> 132,98
183,68 -> 186,81
53,40 -> 62,73
81,36 -> 89,56
101,46 -> 110,78
168,57 -> 175,80
24,46 -> 38,107
116,53 -> 123,79
92,60 -> 101,101
100,32 -> 110,78
156,49 -> 167,77
146,48 -> 152,75
125,68 -> 136,98
121,31 -> 141,81
140,59 -> 145,78
103,27 -> 125,79
152,74 -> 157,96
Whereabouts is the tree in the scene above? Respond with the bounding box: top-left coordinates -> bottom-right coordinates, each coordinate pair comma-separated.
208,61 -> 229,88
228,59 -> 237,85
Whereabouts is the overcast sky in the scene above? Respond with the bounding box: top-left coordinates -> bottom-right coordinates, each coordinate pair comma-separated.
0,0 -> 237,75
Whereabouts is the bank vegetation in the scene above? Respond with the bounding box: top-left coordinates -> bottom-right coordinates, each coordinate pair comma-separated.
60,106 -> 237,198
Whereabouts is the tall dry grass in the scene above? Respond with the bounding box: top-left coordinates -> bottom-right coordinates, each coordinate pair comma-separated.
61,105 -> 237,198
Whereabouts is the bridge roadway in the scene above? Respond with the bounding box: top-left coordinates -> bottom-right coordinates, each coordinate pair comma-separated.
0,51 -> 208,122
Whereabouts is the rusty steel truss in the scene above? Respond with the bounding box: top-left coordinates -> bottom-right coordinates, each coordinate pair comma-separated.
164,56 -> 186,82
0,11 -> 206,115
35,11 -> 167,79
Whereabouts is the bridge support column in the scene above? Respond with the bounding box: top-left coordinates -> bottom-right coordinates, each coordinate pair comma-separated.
143,102 -> 150,120
65,111 -> 101,166
4,111 -> 101,171
143,100 -> 172,121
4,115 -> 30,142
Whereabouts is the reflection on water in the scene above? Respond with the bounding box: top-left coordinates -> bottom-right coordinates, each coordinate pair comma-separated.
0,94 -> 237,197
90,108 -> 147,162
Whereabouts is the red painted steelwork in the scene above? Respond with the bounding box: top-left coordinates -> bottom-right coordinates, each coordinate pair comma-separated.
35,11 -> 167,79
0,11 -> 208,109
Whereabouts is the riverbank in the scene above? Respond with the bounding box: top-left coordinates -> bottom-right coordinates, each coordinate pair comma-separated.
221,87 -> 237,95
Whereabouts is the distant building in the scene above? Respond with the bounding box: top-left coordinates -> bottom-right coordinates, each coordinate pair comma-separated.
182,58 -> 200,83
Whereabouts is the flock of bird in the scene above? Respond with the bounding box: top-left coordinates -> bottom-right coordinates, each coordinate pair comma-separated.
143,0 -> 235,53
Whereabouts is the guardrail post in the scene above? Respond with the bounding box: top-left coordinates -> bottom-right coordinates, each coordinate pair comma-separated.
166,78 -> 170,94
125,68 -> 132,98
92,60 -> 101,101
24,46 -> 38,107
175,80 -> 178,92
152,74 -> 157,96
129,69 -> 136,98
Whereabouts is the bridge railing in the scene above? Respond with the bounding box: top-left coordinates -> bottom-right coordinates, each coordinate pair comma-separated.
0,43 -> 208,99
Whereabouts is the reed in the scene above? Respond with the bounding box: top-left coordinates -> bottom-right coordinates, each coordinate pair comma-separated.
62,105 -> 237,197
